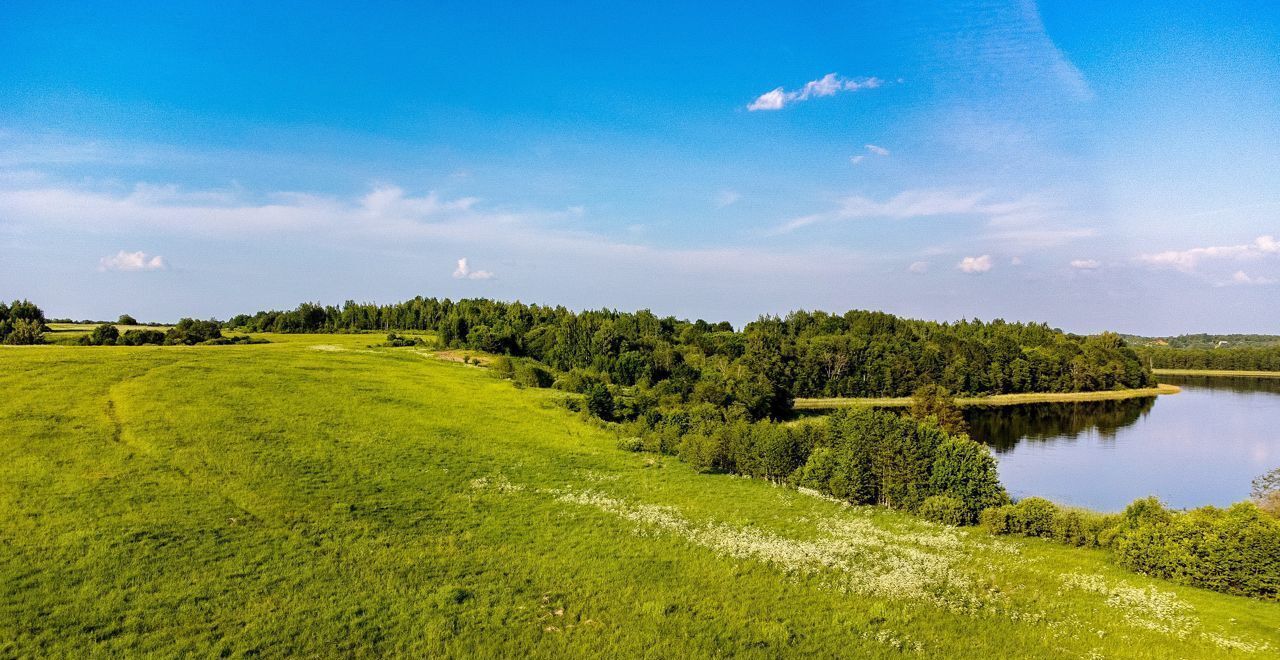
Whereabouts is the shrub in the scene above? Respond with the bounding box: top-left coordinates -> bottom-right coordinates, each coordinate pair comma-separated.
514,362 -> 554,388
918,495 -> 968,526
492,356 -> 515,378
119,329 -> 166,346
1114,502 -> 1280,599
117,314 -> 138,325
81,323 -> 120,346
165,318 -> 222,345
584,383 -> 614,421
929,436 -> 1008,524
2,318 -> 44,345
1010,497 -> 1058,537
616,436 -> 644,452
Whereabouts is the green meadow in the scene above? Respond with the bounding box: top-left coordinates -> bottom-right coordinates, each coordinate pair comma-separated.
2,335 -> 1277,657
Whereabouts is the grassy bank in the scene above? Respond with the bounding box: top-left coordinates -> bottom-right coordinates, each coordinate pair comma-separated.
1154,368 -> 1280,379
794,384 -> 1182,410
1,337 -> 1274,657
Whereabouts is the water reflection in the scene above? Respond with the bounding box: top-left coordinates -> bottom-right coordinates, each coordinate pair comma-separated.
966,397 -> 1155,453
964,375 -> 1280,510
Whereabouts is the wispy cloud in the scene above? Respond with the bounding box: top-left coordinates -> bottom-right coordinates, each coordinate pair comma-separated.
452,257 -> 494,280
715,190 -> 741,208
957,255 -> 992,273
907,261 -> 929,274
1227,270 -> 1276,286
747,73 -> 881,111
1069,259 -> 1100,270
1137,235 -> 1279,273
850,144 -> 890,165
99,250 -> 167,272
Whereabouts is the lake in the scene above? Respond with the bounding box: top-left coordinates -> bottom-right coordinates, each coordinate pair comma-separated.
965,375 -> 1280,511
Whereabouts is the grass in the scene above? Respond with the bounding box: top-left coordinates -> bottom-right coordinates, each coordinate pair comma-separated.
794,384 -> 1182,410
1,337 -> 1275,657
1153,368 -> 1280,379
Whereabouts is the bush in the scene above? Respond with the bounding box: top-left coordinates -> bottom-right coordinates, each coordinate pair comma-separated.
119,329 -> 166,346
117,314 -> 138,325
514,362 -> 554,388
584,383 -> 614,421
165,318 -> 222,345
919,495 -> 968,526
1114,502 -> 1280,599
81,323 -> 120,346
616,436 -> 644,452
929,436 -> 1008,524
983,498 -> 1058,537
2,318 -> 44,345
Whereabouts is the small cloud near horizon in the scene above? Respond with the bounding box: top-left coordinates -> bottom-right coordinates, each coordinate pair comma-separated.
908,261 -> 929,274
99,250 -> 167,272
1069,259 -> 1101,270
957,255 -> 993,273
452,257 -> 494,280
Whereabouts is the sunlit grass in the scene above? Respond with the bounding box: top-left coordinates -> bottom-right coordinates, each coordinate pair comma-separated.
1,339 -> 1275,656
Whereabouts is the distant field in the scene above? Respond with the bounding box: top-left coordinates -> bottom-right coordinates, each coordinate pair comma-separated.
1154,368 -> 1280,379
794,384 -> 1181,410
1,338 -> 1274,657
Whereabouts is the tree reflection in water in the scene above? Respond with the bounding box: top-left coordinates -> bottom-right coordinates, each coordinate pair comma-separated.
965,397 -> 1156,453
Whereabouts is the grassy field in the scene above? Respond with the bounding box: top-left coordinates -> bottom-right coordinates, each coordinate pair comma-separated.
794,384 -> 1182,410
1153,368 -> 1280,379
1,336 -> 1276,657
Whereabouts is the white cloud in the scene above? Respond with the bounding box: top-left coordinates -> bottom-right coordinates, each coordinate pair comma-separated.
747,73 -> 882,111
957,255 -> 993,273
1137,235 -> 1280,273
849,155 -> 865,165
907,261 -> 929,274
715,190 -> 741,208
864,144 -> 890,157
1228,271 -> 1276,286
1069,259 -> 1100,270
452,257 -> 494,280
99,250 -> 167,272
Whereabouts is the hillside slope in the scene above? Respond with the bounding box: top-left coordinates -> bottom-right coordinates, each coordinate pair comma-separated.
1,335 -> 1276,657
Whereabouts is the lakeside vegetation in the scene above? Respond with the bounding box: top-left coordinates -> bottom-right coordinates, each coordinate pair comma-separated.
793,384 -> 1181,410
1153,368 -> 1280,379
1136,345 -> 1280,372
3,335 -> 1278,656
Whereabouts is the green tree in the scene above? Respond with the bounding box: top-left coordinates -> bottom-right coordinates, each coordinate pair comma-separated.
909,384 -> 968,434
117,314 -> 138,325
584,383 -> 614,421
929,436 -> 1009,523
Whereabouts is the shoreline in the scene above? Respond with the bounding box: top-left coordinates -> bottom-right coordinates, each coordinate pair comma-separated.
1153,368 -> 1280,379
793,383 -> 1182,410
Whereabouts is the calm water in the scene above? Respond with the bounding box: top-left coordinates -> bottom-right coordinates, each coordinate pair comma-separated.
965,376 -> 1280,511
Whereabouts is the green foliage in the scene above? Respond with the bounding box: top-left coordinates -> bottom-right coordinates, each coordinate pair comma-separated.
929,436 -> 1008,523
909,384 -> 968,434
80,323 -> 120,346
229,298 -> 1155,425
2,335 -> 1277,656
982,498 -> 1058,537
164,318 -> 223,345
918,495 -> 968,526
1252,467 -> 1280,517
117,314 -> 138,325
119,329 -> 166,346
513,361 -> 554,388
0,299 -> 46,344
1136,345 -> 1280,371
584,383 -> 615,421
1114,502 -> 1280,599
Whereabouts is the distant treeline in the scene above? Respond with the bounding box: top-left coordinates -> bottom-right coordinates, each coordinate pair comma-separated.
1136,346 -> 1280,372
230,298 -> 1154,420
1124,333 -> 1280,349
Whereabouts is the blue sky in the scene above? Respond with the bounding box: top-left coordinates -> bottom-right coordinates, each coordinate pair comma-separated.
2,1 -> 1278,333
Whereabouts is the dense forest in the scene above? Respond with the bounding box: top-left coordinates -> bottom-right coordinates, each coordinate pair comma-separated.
1135,345 -> 1280,371
230,298 -> 1154,421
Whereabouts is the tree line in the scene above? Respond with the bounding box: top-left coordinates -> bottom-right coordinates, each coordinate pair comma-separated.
1135,345 -> 1280,372
230,298 -> 1155,421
